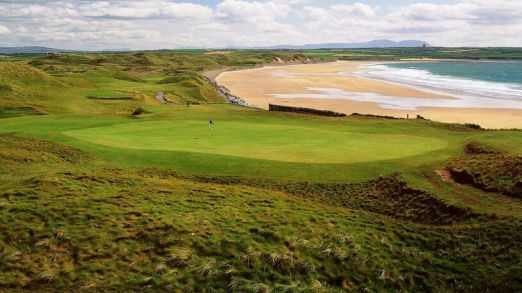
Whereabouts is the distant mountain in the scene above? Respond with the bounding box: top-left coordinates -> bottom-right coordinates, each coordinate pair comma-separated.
100,48 -> 133,52
177,46 -> 208,50
1,40 -> 431,54
246,40 -> 432,50
224,45 -> 250,50
0,46 -> 80,54
0,46 -> 134,54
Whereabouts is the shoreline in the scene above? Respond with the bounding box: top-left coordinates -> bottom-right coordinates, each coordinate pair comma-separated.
214,61 -> 522,129
203,60 -> 332,107
203,60 -> 331,82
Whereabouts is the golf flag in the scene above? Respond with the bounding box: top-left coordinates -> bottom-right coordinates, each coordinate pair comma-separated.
209,119 -> 213,137
210,119 -> 214,124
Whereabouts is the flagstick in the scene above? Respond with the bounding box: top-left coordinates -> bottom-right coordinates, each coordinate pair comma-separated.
208,123 -> 211,138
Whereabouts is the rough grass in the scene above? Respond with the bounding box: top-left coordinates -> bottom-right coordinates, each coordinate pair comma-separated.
112,71 -> 144,83
1,134 -> 521,292
86,89 -> 133,100
447,144 -> 522,198
0,63 -> 65,106
1,50 -> 317,113
0,62 -> 64,89
0,133 -> 92,164
0,106 -> 43,118
142,169 -> 485,226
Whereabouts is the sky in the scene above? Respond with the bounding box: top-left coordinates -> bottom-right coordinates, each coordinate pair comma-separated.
0,0 -> 521,50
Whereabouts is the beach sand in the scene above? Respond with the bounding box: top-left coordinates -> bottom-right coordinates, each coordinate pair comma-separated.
215,61 -> 522,129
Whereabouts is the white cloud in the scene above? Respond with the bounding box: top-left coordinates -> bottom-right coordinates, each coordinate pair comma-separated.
332,3 -> 377,18
376,0 -> 522,46
303,6 -> 331,22
196,23 -> 229,31
80,2 -> 160,19
77,1 -> 213,20
0,25 -> 10,35
257,22 -> 300,36
0,4 -> 79,18
216,0 -> 291,23
0,0 -> 522,49
387,3 -> 475,22
387,0 -> 522,25
465,0 -> 522,24
162,3 -> 213,20
272,0 -> 311,4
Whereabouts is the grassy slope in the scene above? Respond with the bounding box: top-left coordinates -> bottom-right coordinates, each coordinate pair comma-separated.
86,89 -> 133,99
0,62 -> 65,112
0,50 -> 521,292
0,50 -> 332,119
3,104 -> 517,183
446,145 -> 522,198
1,134 -> 521,292
0,61 -> 149,115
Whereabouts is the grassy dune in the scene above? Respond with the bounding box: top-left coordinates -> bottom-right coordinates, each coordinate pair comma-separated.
0,51 -> 319,116
0,50 -> 521,292
1,133 -> 521,292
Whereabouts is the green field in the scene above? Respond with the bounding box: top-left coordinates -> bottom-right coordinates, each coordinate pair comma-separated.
1,50 -> 521,292
301,47 -> 522,60
65,118 -> 448,164
0,104 -> 502,182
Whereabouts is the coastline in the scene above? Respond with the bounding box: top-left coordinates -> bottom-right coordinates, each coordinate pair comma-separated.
203,60 -> 331,107
203,60 -> 331,82
214,61 -> 522,129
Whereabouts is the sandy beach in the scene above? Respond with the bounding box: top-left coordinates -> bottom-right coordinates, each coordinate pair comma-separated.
215,61 -> 522,129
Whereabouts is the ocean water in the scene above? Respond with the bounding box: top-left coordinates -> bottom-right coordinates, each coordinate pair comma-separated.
356,61 -> 522,105
387,61 -> 522,85
268,61 -> 522,111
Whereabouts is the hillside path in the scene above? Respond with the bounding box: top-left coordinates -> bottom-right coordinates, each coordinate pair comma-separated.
156,92 -> 173,105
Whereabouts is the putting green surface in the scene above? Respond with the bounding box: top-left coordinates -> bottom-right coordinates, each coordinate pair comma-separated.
65,120 -> 448,163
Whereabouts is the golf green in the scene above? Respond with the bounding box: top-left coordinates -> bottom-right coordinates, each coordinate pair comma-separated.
65,120 -> 448,163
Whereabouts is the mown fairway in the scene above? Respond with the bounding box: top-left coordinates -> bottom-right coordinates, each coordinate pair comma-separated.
65,116 -> 448,164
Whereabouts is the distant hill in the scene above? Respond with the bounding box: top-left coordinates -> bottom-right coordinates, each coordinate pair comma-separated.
100,48 -> 133,52
177,46 -> 208,50
253,40 -> 431,50
1,40 -> 431,53
0,46 -> 79,54
182,40 -> 431,50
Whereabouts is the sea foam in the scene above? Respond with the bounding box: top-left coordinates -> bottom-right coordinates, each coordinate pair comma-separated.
354,64 -> 522,103
268,63 -> 522,111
